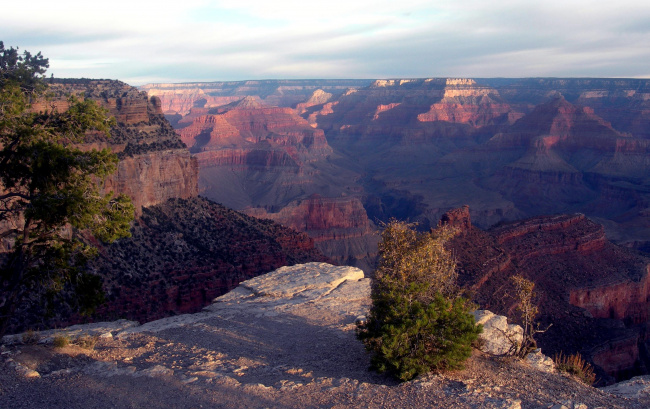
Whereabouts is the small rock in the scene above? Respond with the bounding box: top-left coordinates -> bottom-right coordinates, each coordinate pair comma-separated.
47,368 -> 75,377
502,399 -> 522,409
181,376 -> 199,384
275,380 -> 303,390
525,349 -> 555,373
14,363 -> 40,379
139,365 -> 174,378
242,383 -> 272,391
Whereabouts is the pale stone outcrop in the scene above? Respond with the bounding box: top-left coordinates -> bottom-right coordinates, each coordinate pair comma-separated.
223,262 -> 365,300
472,310 -> 524,356
205,262 -> 370,320
114,262 -> 369,336
2,319 -> 139,345
602,375 -> 650,398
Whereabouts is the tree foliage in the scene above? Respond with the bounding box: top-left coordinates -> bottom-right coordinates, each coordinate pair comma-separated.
0,42 -> 134,337
358,220 -> 481,381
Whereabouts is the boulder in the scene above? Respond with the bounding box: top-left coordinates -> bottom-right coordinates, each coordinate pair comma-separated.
472,310 -> 523,356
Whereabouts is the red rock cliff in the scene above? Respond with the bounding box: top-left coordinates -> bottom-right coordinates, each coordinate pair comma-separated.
44,80 -> 200,215
243,195 -> 379,272
449,208 -> 650,382
103,149 -> 198,213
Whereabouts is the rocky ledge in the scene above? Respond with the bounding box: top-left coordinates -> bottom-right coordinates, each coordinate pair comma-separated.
2,263 -> 649,408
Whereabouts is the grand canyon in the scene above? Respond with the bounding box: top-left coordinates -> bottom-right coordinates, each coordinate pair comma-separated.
5,76 -> 650,388
140,77 -> 650,382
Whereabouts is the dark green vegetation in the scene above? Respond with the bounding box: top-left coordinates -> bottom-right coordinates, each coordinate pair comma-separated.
0,42 -> 134,338
358,220 -> 481,381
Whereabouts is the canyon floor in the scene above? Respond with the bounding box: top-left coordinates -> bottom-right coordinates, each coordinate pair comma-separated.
2,263 -> 649,409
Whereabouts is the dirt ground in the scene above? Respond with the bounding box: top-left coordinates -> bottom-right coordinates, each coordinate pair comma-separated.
2,263 -> 649,409
2,306 -> 648,409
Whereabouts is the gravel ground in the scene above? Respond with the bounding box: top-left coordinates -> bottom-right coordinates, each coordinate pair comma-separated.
2,263 -> 649,408
2,307 -> 648,409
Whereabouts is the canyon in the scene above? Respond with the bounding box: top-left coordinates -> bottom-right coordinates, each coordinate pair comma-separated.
145,77 -> 650,264
5,80 -> 327,334
444,206 -> 650,383
141,78 -> 650,381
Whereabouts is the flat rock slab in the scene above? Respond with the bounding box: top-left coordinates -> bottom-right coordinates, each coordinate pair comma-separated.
230,262 -> 365,299
602,375 -> 650,398
204,262 -> 370,327
117,263 -> 368,336
2,319 -> 140,345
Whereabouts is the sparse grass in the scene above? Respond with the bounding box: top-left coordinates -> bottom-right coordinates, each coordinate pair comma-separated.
52,334 -> 71,348
553,352 -> 596,385
21,330 -> 40,345
73,335 -> 98,350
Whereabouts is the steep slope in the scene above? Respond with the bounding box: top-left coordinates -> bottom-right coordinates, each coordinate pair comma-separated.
243,195 -> 379,271
167,92 -> 377,270
43,79 -> 198,215
315,78 -> 524,230
480,78 -> 650,139
90,197 -> 328,325
445,207 -> 650,383
177,96 -> 336,208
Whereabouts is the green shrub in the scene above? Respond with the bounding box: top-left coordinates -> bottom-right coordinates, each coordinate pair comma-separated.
358,220 -> 481,381
554,352 -> 596,385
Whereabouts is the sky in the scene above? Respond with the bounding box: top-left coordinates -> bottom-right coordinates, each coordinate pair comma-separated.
3,0 -> 650,85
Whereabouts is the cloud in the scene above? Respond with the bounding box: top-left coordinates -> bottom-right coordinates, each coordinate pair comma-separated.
3,0 -> 650,84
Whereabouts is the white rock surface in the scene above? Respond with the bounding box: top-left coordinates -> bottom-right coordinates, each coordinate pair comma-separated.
472,310 -> 524,356
216,262 -> 365,301
117,263 -> 368,337
602,375 -> 650,398
206,262 -> 369,316
2,319 -> 140,345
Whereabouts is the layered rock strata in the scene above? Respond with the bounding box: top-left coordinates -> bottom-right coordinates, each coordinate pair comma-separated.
42,79 -> 198,215
244,195 -> 379,271
447,207 -> 650,383
140,80 -> 373,115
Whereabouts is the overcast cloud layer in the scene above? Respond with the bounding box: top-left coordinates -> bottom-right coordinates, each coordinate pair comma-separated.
3,0 -> 650,85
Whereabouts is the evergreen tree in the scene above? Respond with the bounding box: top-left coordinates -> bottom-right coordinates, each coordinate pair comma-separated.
0,42 -> 134,337
358,220 -> 481,381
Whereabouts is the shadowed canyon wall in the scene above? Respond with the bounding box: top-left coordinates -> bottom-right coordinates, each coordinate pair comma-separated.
446,207 -> 650,384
